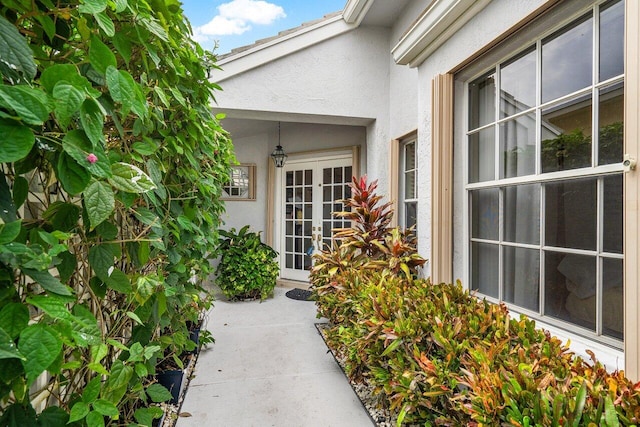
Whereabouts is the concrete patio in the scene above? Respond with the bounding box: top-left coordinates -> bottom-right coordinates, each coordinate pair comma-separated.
177,286 -> 373,427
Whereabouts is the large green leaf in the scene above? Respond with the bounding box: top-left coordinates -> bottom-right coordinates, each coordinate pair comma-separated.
36,406 -> 70,427
106,66 -> 135,115
105,268 -> 132,294
0,303 -> 29,339
108,162 -> 156,193
40,64 -> 99,97
80,98 -> 105,146
89,35 -> 117,75
88,244 -> 114,280
84,180 -> 114,230
26,295 -> 72,320
57,152 -> 91,195
12,176 -> 28,208
0,220 -> 21,244
134,407 -> 164,426
52,83 -> 84,128
62,130 -> 111,178
82,376 -> 102,403
18,324 -> 62,384
102,360 -> 133,403
0,120 -> 35,163
0,15 -> 37,82
146,383 -> 173,403
78,0 -> 107,14
94,11 -> 115,37
0,85 -> 51,125
68,401 -> 90,423
0,327 -> 24,360
92,399 -> 118,417
23,268 -> 72,296
69,305 -> 102,346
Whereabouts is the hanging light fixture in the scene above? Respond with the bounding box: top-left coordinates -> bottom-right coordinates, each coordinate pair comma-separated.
271,122 -> 287,168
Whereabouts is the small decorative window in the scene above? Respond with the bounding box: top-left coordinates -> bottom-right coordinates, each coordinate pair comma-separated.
400,137 -> 418,232
222,164 -> 256,200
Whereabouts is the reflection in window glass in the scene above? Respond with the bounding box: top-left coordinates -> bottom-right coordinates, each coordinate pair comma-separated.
599,0 -> 624,82
471,188 -> 499,241
545,178 -> 597,251
504,184 -> 539,245
503,246 -> 539,311
598,84 -> 624,165
500,113 -> 536,178
542,15 -> 593,103
471,242 -> 499,298
469,72 -> 496,129
405,202 -> 417,230
602,257 -> 623,339
541,95 -> 592,173
547,252 -> 596,331
469,127 -> 495,182
500,48 -> 536,118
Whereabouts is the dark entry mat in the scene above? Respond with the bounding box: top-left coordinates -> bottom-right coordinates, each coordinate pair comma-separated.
285,288 -> 314,301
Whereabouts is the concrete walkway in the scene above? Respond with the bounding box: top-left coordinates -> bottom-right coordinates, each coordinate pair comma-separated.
177,286 -> 373,427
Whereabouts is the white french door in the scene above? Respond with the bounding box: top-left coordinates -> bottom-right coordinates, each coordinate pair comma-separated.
279,156 -> 353,281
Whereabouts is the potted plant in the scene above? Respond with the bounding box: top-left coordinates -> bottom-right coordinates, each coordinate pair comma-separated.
215,226 -> 279,301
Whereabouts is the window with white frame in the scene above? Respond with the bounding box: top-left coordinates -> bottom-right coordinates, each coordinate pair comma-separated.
466,0 -> 624,345
222,164 -> 256,200
400,137 -> 418,231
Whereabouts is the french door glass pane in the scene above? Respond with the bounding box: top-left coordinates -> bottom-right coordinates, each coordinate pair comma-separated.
545,178 -> 597,251
541,15 -> 593,103
546,252 -> 596,331
471,188 -> 499,241
500,113 -> 536,178
285,169 -> 313,271
469,72 -> 496,129
602,257 -> 623,339
471,242 -> 499,298
500,48 -> 536,118
541,95 -> 592,173
603,174 -> 623,254
504,184 -> 539,245
598,83 -> 624,165
503,246 -> 539,311
469,127 -> 495,183
599,0 -> 624,82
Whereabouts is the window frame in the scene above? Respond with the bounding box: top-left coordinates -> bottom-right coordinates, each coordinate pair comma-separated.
462,0 -> 625,348
399,135 -> 418,231
221,164 -> 257,201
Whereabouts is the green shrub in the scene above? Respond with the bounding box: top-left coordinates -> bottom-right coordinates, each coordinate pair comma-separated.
216,226 -> 279,300
311,178 -> 640,426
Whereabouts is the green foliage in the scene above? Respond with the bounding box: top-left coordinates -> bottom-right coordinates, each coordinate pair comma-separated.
0,0 -> 233,425
312,179 -> 640,425
216,226 -> 279,301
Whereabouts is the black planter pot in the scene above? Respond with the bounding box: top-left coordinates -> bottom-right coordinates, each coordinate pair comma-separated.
156,369 -> 184,405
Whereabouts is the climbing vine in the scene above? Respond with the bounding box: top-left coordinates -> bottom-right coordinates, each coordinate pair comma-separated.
0,0 -> 234,425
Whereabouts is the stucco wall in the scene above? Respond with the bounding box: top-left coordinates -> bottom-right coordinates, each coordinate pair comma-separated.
214,26 -> 391,122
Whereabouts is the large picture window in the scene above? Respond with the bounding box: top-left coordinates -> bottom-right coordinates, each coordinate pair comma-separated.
466,0 -> 624,345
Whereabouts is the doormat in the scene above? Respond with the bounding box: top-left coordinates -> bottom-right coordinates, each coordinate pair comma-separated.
285,288 -> 314,301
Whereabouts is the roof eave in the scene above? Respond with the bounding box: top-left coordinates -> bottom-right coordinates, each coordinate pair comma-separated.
343,0 -> 376,25
391,0 -> 492,68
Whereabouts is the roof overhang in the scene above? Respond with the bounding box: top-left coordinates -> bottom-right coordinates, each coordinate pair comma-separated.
391,0 -> 492,68
342,0 -> 375,25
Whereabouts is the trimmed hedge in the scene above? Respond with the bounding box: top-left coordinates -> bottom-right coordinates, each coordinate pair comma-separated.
311,177 -> 640,426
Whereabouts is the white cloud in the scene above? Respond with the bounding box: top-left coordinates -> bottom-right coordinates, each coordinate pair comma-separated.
194,0 -> 286,41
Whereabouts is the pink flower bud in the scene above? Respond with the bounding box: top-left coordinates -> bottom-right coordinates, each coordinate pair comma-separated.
86,153 -> 98,164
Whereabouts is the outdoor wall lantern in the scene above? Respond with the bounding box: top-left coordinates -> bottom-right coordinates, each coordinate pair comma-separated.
271,122 -> 288,168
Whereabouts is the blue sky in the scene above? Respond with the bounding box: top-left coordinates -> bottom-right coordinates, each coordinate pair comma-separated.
181,0 -> 347,54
